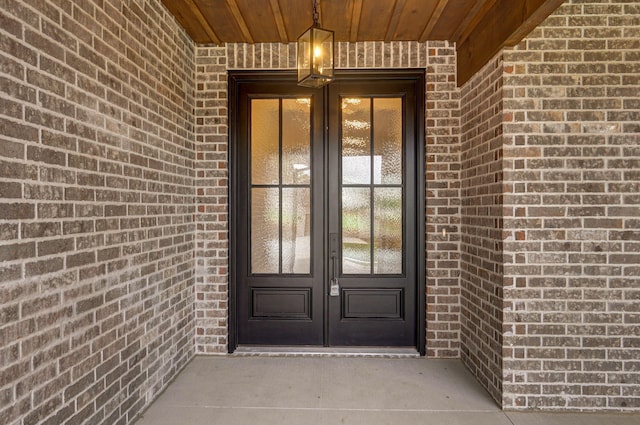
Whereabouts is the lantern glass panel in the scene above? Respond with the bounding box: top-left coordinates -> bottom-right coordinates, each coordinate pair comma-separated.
297,26 -> 334,88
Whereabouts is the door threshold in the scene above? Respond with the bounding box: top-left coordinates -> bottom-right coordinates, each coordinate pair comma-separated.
233,346 -> 420,358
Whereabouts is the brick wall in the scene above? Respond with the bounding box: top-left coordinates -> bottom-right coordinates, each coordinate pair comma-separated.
424,42 -> 461,359
459,52 -> 505,404
195,41 -> 462,357
501,0 -> 640,410
0,1 -> 196,424
194,46 -> 228,354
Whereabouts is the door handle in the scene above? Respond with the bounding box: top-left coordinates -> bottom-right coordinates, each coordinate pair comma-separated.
329,233 -> 340,297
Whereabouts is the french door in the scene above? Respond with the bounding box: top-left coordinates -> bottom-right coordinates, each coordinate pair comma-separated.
230,71 -> 424,352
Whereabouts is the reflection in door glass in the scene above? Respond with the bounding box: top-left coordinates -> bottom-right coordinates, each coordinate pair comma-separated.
341,98 -> 371,185
251,99 -> 279,185
282,99 -> 311,185
342,187 -> 371,274
341,97 -> 404,275
282,188 -> 311,274
250,98 -> 312,275
374,188 -> 402,274
251,188 -> 279,274
374,98 -> 402,184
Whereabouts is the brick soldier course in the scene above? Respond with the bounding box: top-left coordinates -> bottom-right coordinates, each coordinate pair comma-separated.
0,1 -> 638,424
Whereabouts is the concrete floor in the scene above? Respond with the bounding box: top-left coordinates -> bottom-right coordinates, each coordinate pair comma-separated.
134,356 -> 639,425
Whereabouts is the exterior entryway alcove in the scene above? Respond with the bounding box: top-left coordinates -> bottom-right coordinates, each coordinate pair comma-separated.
228,70 -> 426,353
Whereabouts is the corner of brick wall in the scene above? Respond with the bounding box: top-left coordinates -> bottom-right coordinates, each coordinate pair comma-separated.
0,1 -> 196,423
425,41 -> 462,358
195,45 -> 229,354
502,0 -> 640,410
458,50 -> 505,404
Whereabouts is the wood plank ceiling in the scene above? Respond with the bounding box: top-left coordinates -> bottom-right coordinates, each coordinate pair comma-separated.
161,0 -> 566,85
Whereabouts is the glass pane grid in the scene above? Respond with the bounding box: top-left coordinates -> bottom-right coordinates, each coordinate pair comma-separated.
250,98 -> 311,276
341,96 -> 404,276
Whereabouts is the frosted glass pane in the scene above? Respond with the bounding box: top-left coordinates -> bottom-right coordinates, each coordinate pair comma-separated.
251,99 -> 279,185
251,188 -> 279,274
374,188 -> 402,274
342,98 -> 371,185
342,187 -> 371,274
282,99 -> 311,185
374,98 -> 402,184
282,188 -> 311,274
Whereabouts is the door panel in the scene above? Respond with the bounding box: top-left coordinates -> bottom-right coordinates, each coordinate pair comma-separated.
342,289 -> 403,319
251,288 -> 311,318
231,71 -> 423,350
327,79 -> 418,347
235,79 -> 324,346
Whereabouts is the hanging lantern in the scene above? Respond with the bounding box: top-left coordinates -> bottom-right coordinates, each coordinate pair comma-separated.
297,0 -> 334,88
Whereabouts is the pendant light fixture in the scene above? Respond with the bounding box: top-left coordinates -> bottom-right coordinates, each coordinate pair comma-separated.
297,0 -> 334,87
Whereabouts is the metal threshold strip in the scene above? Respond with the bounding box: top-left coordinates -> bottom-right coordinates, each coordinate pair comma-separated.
233,346 -> 420,358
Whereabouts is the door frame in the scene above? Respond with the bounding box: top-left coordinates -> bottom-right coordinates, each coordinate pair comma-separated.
228,69 -> 426,354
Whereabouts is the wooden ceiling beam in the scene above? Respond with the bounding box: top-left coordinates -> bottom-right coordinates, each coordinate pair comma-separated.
349,0 -> 364,43
451,0 -> 498,45
384,0 -> 406,42
505,0 -> 567,45
269,0 -> 289,43
457,0 -> 566,85
183,0 -> 221,44
226,0 -> 254,43
419,0 -> 449,43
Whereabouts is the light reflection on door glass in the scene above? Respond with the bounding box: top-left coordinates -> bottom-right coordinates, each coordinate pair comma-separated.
374,98 -> 402,184
342,187 -> 371,274
251,188 -> 279,274
342,98 -> 371,185
251,99 -> 279,185
282,188 -> 311,274
250,98 -> 312,275
340,96 -> 404,275
282,99 -> 311,185
374,187 -> 402,274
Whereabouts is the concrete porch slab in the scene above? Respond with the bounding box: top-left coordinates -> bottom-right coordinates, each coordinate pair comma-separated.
133,356 -> 640,425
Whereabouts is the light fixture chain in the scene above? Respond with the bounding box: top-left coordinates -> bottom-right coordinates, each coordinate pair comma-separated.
312,0 -> 319,26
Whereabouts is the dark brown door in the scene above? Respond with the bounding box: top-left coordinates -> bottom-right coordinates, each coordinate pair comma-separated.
230,71 -> 424,350
327,78 -> 418,346
233,77 -> 325,345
